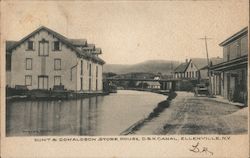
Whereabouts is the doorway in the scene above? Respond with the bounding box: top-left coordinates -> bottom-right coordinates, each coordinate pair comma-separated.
38,76 -> 48,89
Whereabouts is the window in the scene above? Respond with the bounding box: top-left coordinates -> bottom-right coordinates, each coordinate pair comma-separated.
240,36 -> 248,55
26,58 -> 32,70
80,77 -> 83,90
96,66 -> 98,77
227,45 -> 230,61
89,78 -> 92,90
96,79 -> 98,90
54,76 -> 61,86
81,60 -> 83,75
53,41 -> 61,51
191,63 -> 193,68
25,75 -> 32,86
196,71 -> 199,78
54,59 -> 61,70
89,63 -> 92,76
27,41 -> 34,50
39,40 -> 49,56
236,41 -> 241,57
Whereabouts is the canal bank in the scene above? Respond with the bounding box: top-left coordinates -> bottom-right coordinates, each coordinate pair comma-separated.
6,87 -> 110,101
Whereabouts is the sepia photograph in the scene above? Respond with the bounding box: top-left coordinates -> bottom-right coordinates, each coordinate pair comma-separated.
1,0 -> 249,157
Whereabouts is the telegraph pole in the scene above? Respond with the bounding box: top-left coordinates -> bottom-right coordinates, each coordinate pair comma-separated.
199,36 -> 213,97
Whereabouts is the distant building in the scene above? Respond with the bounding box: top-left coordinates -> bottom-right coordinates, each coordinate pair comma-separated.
153,76 -> 161,80
6,26 -> 105,92
198,57 -> 223,80
210,27 -> 248,104
174,59 -> 199,79
145,81 -> 161,89
135,81 -> 160,89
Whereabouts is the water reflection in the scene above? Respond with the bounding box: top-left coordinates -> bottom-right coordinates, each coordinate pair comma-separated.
6,90 -> 166,136
7,97 -> 102,136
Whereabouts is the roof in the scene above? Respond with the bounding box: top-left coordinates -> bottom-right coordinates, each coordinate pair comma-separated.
87,44 -> 95,48
92,48 -> 102,54
191,58 -> 207,69
210,57 -> 223,65
67,39 -> 87,46
174,62 -> 190,73
219,27 -> 248,46
6,26 -> 105,65
194,57 -> 223,70
145,81 -> 160,86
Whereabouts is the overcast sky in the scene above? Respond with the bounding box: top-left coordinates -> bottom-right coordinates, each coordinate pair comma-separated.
2,0 -> 248,64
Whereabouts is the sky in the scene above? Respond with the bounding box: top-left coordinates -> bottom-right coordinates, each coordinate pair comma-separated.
2,0 -> 249,64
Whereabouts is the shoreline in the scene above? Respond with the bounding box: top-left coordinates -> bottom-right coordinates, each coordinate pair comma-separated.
6,91 -> 109,102
120,91 -> 177,135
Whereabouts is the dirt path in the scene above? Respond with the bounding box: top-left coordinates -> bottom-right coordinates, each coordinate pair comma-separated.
134,92 -> 247,135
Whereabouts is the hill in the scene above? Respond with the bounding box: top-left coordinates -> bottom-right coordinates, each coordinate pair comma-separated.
103,60 -> 180,75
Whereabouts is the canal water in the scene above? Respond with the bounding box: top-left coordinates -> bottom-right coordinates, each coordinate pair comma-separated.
6,90 -> 166,136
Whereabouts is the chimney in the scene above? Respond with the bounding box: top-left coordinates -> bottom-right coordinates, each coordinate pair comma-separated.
186,59 -> 188,63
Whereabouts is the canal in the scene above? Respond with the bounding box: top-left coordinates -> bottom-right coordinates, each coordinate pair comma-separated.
6,90 -> 166,136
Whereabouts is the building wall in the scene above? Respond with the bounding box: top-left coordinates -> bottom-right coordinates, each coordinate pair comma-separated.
75,55 -> 103,92
11,30 -> 78,90
222,35 -> 248,62
225,68 -> 247,100
10,30 -> 103,91
174,61 -> 199,79
185,61 -> 198,78
199,69 -> 208,79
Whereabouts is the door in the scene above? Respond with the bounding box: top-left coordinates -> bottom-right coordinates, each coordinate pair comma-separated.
38,76 -> 48,89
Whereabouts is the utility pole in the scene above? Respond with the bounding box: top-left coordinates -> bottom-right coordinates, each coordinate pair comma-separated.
199,36 -> 213,97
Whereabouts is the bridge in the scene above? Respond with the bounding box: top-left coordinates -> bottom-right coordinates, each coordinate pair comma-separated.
103,77 -> 181,91
104,77 -> 180,82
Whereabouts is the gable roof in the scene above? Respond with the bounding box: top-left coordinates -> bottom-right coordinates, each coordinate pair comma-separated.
219,27 -> 248,46
191,57 -> 223,70
191,58 -> 207,70
174,61 -> 190,73
6,26 -> 105,64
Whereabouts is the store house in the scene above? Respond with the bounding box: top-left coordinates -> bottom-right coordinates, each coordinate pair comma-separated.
6,26 -> 105,92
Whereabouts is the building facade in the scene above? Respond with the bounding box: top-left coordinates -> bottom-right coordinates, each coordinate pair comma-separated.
174,59 -> 199,79
211,27 -> 248,104
6,26 -> 105,92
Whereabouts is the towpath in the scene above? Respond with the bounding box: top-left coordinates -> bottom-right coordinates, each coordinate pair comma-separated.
134,92 -> 248,135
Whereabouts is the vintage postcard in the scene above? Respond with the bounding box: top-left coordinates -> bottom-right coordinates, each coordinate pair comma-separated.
0,0 -> 249,157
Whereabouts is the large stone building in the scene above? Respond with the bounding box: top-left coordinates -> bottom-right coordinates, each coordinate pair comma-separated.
6,26 -> 105,92
210,27 -> 248,104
